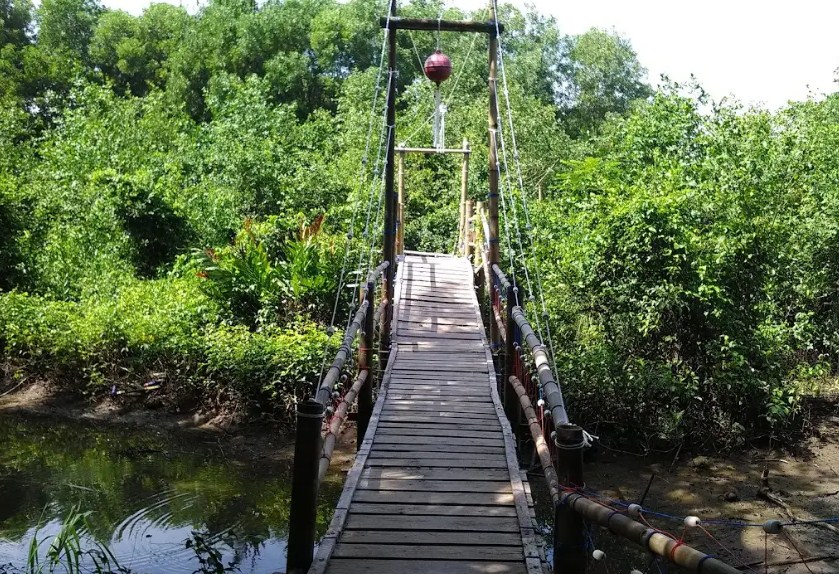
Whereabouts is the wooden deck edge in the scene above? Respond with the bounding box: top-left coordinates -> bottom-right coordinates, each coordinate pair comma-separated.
467,257 -> 550,574
309,260 -> 405,574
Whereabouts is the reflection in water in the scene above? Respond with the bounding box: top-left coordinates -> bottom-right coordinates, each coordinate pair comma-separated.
0,416 -> 343,573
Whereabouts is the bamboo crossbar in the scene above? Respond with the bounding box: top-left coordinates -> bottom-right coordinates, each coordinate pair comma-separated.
318,369 -> 368,482
379,16 -> 504,34
510,376 -> 560,504
560,491 -> 742,574
511,306 -> 569,424
510,377 -> 739,574
396,146 -> 471,154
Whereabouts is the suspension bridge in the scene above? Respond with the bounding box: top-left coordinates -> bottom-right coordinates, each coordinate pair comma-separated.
284,2 -> 752,574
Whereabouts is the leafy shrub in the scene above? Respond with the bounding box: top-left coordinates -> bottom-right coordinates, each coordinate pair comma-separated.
536,89 -> 839,446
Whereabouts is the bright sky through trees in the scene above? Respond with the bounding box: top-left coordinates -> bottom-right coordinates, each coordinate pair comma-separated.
102,0 -> 839,108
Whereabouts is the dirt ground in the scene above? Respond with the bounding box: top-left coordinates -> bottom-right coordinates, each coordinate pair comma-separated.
575,414 -> 839,574
3,381 -> 837,573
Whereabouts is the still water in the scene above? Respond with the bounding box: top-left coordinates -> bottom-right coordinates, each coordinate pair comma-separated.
0,415 -> 343,573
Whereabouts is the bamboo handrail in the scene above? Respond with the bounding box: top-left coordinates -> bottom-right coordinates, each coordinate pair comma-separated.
511,305 -> 569,425
318,369 -> 368,482
510,376 -> 560,503
316,262 -> 389,406
315,300 -> 368,406
492,263 -> 512,292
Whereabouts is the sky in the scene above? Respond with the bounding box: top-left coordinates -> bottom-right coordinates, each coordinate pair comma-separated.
102,0 -> 839,109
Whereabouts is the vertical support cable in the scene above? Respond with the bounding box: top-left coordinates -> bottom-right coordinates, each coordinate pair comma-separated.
487,0 -> 500,351
381,0 -> 397,358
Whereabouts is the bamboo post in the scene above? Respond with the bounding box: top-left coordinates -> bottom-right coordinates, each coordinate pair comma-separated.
459,139 -> 470,256
380,0 -> 397,358
503,283 -> 519,443
487,0 -> 501,351
465,199 -> 474,262
286,399 -> 325,574
397,149 -> 405,256
554,424 -> 587,574
357,279 -> 375,450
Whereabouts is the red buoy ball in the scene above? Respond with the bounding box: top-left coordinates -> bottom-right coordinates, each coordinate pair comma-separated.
424,50 -> 452,84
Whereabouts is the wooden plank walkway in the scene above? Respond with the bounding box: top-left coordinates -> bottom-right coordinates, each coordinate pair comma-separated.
312,252 -> 545,574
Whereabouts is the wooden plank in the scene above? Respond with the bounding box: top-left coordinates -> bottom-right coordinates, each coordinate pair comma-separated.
384,384 -> 490,393
376,422 -> 499,433
387,378 -> 490,385
352,491 -> 514,506
374,428 -> 501,439
387,376 -> 489,383
361,467 -> 510,481
383,387 -> 491,396
377,420 -> 499,431
367,451 -> 508,462
397,317 -> 479,325
344,514 -> 520,533
378,409 -> 497,420
370,443 -> 504,455
338,530 -> 521,546
347,503 -> 518,518
397,331 -> 484,340
385,384 -> 490,392
357,482 -> 512,494
364,458 -> 509,469
332,544 -> 524,560
325,559 -> 527,574
384,394 -> 491,402
373,432 -> 500,445
378,415 -> 500,427
392,362 -> 488,370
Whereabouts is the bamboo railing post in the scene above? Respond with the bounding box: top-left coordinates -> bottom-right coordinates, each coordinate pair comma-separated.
465,199 -> 474,262
503,283 -> 519,443
458,139 -> 470,256
287,399 -> 325,574
357,280 -> 375,450
555,424 -> 587,574
397,149 -> 405,256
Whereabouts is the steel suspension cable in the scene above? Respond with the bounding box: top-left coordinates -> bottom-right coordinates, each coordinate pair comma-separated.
316,11 -> 392,389
492,5 -> 560,377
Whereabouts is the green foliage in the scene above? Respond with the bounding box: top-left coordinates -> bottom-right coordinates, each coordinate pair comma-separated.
6,0 -> 828,446
537,88 -> 839,445
558,28 -> 651,137
23,505 -> 124,574
89,4 -> 189,96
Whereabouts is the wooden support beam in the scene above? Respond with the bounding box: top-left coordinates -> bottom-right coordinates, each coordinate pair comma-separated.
380,16 -> 504,34
395,146 -> 471,154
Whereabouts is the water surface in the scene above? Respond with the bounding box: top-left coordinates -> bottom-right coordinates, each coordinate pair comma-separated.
0,415 -> 342,573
